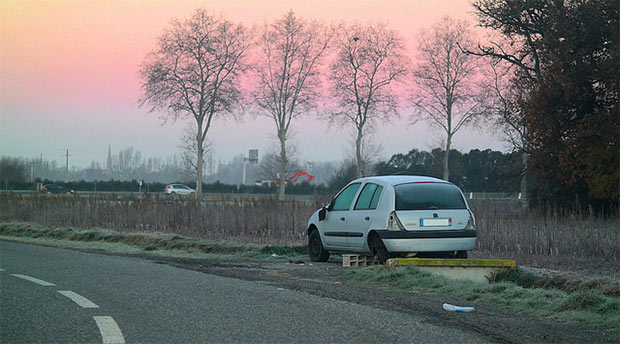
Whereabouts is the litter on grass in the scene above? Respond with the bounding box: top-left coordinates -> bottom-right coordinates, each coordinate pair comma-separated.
443,303 -> 475,312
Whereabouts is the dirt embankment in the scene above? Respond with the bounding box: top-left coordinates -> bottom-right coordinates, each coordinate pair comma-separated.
145,256 -> 619,344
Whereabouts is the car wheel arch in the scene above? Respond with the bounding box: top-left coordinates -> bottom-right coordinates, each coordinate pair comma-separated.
307,224 -> 318,236
367,230 -> 381,247
368,230 -> 389,264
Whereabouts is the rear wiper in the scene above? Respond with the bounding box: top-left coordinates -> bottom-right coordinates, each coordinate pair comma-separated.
428,205 -> 439,210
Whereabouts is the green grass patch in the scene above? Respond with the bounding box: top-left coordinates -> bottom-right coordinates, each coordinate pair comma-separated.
0,222 -> 309,260
341,266 -> 620,331
494,266 -> 620,297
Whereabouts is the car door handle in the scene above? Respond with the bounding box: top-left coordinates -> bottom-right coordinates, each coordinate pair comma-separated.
364,216 -> 370,221
340,217 -> 345,221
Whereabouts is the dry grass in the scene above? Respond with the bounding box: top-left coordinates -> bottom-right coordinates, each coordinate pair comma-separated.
469,200 -> 619,274
1,193 -> 618,272
0,193 -> 325,244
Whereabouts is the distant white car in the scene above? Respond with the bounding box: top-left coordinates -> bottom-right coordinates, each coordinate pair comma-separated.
306,175 -> 477,263
164,184 -> 195,196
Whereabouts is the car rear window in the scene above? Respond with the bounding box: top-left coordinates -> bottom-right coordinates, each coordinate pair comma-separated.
394,182 -> 466,210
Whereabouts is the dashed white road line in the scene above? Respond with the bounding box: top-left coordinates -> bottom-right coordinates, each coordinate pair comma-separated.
7,271 -> 123,344
94,316 -> 125,344
58,290 -> 99,308
10,274 -> 55,286
0,268 -> 4,271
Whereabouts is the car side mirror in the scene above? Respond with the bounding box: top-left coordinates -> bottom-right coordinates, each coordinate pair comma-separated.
318,207 -> 327,221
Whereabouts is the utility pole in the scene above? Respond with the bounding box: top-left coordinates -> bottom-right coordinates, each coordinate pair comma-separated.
64,149 -> 71,182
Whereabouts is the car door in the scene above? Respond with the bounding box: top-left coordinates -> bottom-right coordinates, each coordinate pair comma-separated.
181,185 -> 191,195
347,183 -> 384,248
321,183 -> 361,248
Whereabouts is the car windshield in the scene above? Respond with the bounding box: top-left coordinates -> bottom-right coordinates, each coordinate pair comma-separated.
394,182 -> 466,210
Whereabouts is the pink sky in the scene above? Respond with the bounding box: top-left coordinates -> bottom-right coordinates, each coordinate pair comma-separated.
0,0 -> 505,169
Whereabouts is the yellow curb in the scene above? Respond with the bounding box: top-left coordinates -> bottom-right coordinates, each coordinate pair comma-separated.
387,258 -> 516,268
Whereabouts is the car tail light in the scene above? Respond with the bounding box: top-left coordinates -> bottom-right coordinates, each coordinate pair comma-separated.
387,211 -> 406,231
41,187 -> 47,191
466,210 -> 476,229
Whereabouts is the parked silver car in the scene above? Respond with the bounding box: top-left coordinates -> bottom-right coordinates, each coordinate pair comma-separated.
164,184 -> 195,196
306,175 -> 477,263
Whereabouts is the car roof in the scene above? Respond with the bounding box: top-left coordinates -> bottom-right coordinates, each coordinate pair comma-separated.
352,175 -> 449,186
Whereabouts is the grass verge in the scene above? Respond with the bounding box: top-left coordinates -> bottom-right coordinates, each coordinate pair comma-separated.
0,222 -> 307,259
341,266 -> 620,331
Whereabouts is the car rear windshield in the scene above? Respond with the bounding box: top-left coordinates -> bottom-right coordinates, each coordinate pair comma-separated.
394,182 -> 466,210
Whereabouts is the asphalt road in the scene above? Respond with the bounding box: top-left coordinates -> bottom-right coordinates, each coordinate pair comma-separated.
0,241 -> 492,344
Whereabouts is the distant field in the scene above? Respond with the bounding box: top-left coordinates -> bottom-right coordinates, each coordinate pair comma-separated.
1,193 -> 618,273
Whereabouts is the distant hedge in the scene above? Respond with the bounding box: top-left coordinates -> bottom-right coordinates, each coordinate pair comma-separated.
3,179 -> 328,195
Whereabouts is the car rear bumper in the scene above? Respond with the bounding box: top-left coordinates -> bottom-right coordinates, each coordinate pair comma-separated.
377,229 -> 477,252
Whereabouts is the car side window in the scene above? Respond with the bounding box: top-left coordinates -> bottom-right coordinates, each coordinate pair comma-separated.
369,185 -> 383,209
331,183 -> 361,211
354,183 -> 383,210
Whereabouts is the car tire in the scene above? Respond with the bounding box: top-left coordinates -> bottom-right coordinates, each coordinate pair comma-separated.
308,230 -> 330,262
370,235 -> 388,265
455,250 -> 468,259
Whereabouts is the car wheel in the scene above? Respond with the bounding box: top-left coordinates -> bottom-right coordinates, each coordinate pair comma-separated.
370,235 -> 388,265
308,230 -> 330,262
455,250 -> 468,259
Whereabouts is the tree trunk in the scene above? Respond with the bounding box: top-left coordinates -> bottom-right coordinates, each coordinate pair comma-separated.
195,136 -> 203,200
355,128 -> 364,178
521,149 -> 528,201
278,132 -> 287,201
443,134 -> 452,181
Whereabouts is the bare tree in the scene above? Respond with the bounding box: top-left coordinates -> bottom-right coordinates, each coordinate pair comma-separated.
252,11 -> 330,200
115,146 -> 143,180
485,58 -> 530,197
139,9 -> 251,198
411,16 -> 484,181
470,0 -> 542,81
258,148 -> 301,183
466,0 -> 548,199
344,129 -> 383,177
179,124 -> 213,181
329,23 -> 408,178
